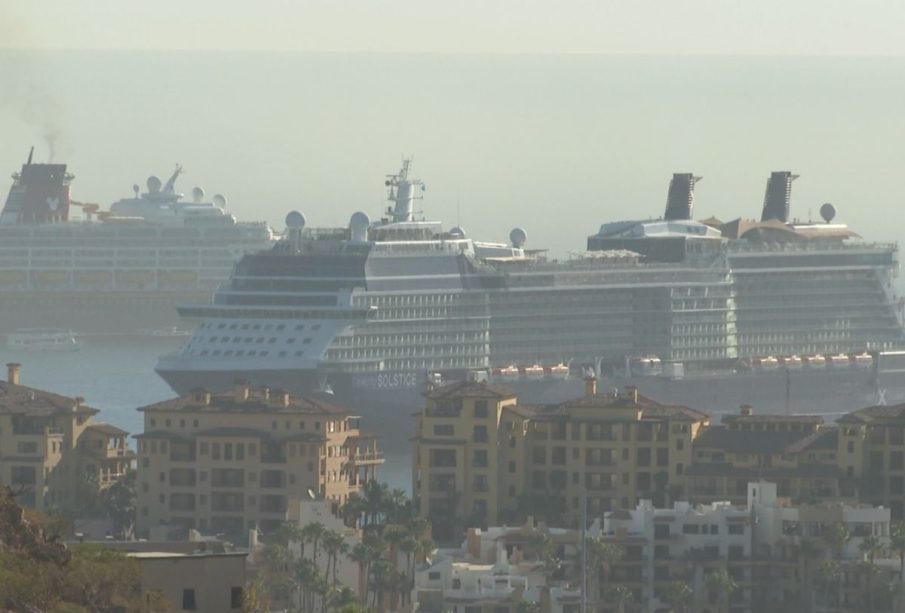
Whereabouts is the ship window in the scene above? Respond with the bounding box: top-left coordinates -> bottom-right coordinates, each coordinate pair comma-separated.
312,324 -> 321,330
303,338 -> 312,344
260,351 -> 268,357
277,324 -> 285,330
229,324 -> 238,330
218,323 -> 226,329
287,338 -> 296,344
295,351 -> 304,357
253,324 -> 261,330
212,350 -> 221,356
221,338 -> 229,343
268,338 -> 277,343
248,351 -> 256,356
224,350 -> 233,356
256,338 -> 264,343
279,351 -> 287,357
236,351 -> 245,357
264,325 -> 273,330
233,337 -> 241,343
241,324 -> 249,330
295,324 -> 305,330
244,337 -> 253,343
200,350 -> 208,356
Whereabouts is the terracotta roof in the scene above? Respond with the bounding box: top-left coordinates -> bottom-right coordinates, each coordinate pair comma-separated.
425,380 -> 517,400
543,391 -> 708,422
722,414 -> 823,425
86,423 -> 129,437
694,426 -> 823,455
838,404 -> 905,424
0,381 -> 99,417
138,391 -> 349,416
685,462 -> 842,479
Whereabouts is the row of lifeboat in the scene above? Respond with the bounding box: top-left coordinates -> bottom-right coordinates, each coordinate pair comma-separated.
750,352 -> 873,370
493,363 -> 571,381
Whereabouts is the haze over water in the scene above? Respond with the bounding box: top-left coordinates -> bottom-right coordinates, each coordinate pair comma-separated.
1,51 -> 904,257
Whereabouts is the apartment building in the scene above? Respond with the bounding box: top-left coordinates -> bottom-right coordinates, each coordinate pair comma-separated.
413,378 -> 709,535
135,381 -> 383,540
686,407 -> 846,506
837,403 -> 905,518
595,481 -> 895,613
0,362 -> 132,511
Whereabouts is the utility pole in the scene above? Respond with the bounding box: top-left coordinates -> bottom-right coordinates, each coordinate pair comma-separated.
581,490 -> 588,612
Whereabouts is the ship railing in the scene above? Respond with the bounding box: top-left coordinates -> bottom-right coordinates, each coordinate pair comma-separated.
728,241 -> 897,254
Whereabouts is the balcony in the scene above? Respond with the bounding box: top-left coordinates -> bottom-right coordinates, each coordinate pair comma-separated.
349,450 -> 385,465
212,469 -> 244,488
260,470 -> 286,489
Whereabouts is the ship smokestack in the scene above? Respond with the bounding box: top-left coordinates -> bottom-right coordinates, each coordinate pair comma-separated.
26,147 -> 34,166
761,171 -> 799,223
663,173 -> 701,221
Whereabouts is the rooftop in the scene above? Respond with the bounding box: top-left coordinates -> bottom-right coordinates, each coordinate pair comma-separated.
694,425 -> 833,455
138,387 -> 350,416
838,403 -> 905,424
0,380 -> 98,417
426,380 -> 518,401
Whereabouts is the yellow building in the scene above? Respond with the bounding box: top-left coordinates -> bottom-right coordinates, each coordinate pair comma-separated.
135,381 -> 383,539
686,406 -> 845,505
0,363 -> 133,511
413,378 -> 709,535
837,403 -> 905,518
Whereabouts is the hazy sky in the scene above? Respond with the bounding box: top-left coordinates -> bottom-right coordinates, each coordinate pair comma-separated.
4,0 -> 905,55
2,4 -> 905,260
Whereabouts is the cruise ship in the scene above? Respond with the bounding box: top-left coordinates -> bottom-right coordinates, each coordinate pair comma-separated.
155,161 -> 905,425
0,150 -> 275,334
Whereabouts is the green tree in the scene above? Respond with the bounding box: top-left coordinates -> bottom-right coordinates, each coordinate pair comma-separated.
815,561 -> 840,611
704,567 -> 737,613
240,580 -> 270,613
794,538 -> 821,612
603,584 -> 633,613
662,579 -> 693,613
99,470 -> 136,539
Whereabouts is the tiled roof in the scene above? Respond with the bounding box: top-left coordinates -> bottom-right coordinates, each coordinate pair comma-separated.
685,462 -> 842,479
86,423 -> 129,437
540,391 -> 708,422
722,414 -> 823,425
425,380 -> 517,400
138,391 -> 349,415
694,426 -> 820,454
0,381 -> 99,417
838,404 -> 905,424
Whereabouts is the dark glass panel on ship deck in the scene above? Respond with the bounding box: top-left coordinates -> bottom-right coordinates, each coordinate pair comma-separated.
234,253 -> 368,279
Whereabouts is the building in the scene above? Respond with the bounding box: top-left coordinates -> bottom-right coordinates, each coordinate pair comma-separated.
593,481 -> 894,613
129,550 -> 248,613
412,378 -> 709,536
135,381 -> 383,540
837,402 -> 905,518
414,523 -> 581,613
685,406 -> 846,506
0,362 -> 133,511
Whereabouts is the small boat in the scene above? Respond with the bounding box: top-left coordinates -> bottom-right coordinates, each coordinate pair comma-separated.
498,365 -> 520,381
549,363 -> 570,379
524,364 -> 545,380
137,326 -> 192,339
6,328 -> 82,352
779,355 -> 803,369
850,352 -> 873,369
754,356 -> 780,370
803,354 -> 827,369
827,353 -> 852,368
630,356 -> 662,376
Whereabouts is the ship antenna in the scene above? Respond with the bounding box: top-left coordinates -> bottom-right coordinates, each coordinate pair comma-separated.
26,146 -> 34,166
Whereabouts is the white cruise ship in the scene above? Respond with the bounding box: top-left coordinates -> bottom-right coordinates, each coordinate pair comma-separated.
156,161 -> 905,423
0,150 -> 275,334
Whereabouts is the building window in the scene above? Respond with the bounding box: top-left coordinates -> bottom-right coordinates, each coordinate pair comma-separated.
200,442 -> 209,455
474,401 -> 489,418
231,587 -> 243,609
473,425 -> 488,442
182,588 -> 197,610
433,424 -> 454,436
508,461 -> 516,474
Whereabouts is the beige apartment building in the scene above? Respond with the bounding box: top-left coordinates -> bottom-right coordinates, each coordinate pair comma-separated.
413,378 -> 709,535
0,363 -> 132,512
135,381 -> 383,539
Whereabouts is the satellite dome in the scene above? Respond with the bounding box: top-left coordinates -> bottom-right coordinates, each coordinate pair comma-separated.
349,211 -> 370,242
212,194 -> 227,208
819,202 -> 836,223
285,210 -> 307,229
509,227 -> 527,247
147,175 -> 162,194
449,226 -> 466,238
192,187 -> 205,203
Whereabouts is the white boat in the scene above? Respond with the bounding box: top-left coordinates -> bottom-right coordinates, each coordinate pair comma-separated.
549,363 -> 570,379
6,328 -> 82,351
498,365 -> 520,382
138,326 -> 192,339
524,364 -> 545,380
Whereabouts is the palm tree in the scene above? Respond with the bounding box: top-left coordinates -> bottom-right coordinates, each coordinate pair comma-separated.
704,567 -> 737,613
302,522 -> 328,569
588,538 -> 624,606
815,561 -> 840,611
360,480 -> 388,530
321,529 -> 349,591
340,493 -> 367,529
795,538 -> 821,612
662,579 -> 693,613
821,521 -> 849,609
603,584 -> 633,613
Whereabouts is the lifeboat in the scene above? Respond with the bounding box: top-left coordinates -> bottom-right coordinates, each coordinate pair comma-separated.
0,271 -> 25,285
778,355 -> 803,369
754,356 -> 780,370
524,364 -> 545,380
549,363 -> 570,380
35,271 -> 69,284
76,270 -> 112,284
803,354 -> 827,369
630,356 -> 662,376
499,365 -> 520,381
850,352 -> 874,369
163,271 -> 197,284
827,353 -> 851,368
116,270 -> 155,284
